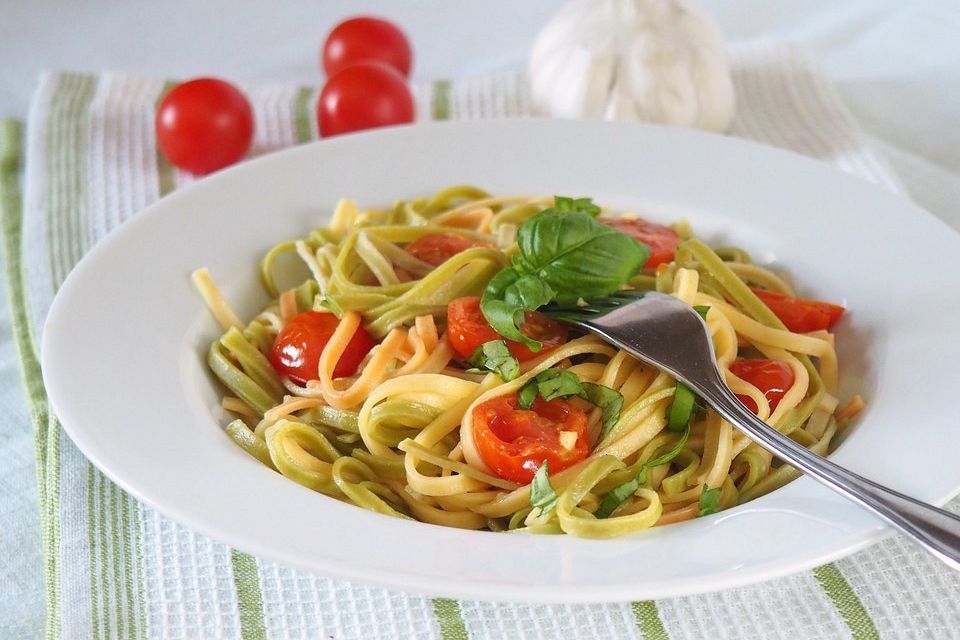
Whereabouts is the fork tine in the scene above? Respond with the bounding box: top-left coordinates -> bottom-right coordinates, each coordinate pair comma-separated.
541,291 -> 649,322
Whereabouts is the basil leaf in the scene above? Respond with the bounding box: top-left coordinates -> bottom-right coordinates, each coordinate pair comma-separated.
480,268 -> 555,351
468,340 -> 520,381
693,305 -> 710,320
518,368 -> 588,410
517,380 -> 539,409
536,369 -> 587,402
698,485 -> 722,516
552,195 -> 601,217
666,381 -> 698,432
317,295 -> 344,317
529,461 -> 558,514
513,210 -> 649,304
581,382 -> 624,438
595,426 -> 689,519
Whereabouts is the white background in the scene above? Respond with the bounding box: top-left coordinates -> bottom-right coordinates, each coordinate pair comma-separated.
1,1 -> 958,636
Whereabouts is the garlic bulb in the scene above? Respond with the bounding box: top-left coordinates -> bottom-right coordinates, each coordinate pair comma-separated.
529,0 -> 736,132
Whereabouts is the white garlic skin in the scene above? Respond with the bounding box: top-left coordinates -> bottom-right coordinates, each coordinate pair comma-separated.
529,0 -> 736,132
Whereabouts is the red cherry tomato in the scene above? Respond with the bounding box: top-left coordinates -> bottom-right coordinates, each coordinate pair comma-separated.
728,358 -> 795,415
472,394 -> 589,483
446,297 -> 568,362
600,218 -> 680,268
405,233 -> 491,267
322,16 -> 413,78
155,78 -> 254,175
269,311 -> 376,384
751,288 -> 845,333
317,62 -> 415,137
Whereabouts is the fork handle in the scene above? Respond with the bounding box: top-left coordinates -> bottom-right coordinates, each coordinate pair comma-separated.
694,374 -> 960,571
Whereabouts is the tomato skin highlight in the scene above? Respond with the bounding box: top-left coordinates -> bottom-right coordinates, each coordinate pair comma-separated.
600,218 -> 680,268
751,288 -> 845,333
446,297 -> 568,362
322,16 -> 413,78
317,62 -> 414,137
155,78 -> 254,175
405,233 -> 490,267
472,394 -> 589,483
728,358 -> 795,415
269,311 -> 375,384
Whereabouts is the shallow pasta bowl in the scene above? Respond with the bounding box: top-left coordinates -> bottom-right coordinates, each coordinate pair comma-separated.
41,119 -> 960,602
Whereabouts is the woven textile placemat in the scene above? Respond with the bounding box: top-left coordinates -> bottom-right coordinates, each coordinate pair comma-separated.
3,39 -> 959,639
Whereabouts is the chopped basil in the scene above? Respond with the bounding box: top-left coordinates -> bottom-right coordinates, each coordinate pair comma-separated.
666,381 -> 698,432
317,294 -> 344,317
529,461 -> 559,514
516,370 -> 623,434
693,305 -> 711,320
467,340 -> 520,381
595,425 -> 690,519
698,485 -> 722,516
517,368 -> 586,409
480,197 -> 649,349
581,382 -> 624,438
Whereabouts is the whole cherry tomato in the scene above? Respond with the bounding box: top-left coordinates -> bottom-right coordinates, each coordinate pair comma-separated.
472,394 -> 589,483
322,16 -> 413,78
317,62 -> 415,137
446,297 -> 568,362
155,78 -> 253,175
751,288 -> 845,333
269,311 -> 375,384
728,358 -> 795,415
600,218 -> 681,269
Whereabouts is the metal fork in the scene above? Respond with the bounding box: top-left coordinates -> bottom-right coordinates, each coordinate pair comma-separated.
542,291 -> 960,570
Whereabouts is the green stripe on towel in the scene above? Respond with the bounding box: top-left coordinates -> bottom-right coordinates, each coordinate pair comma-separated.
813,564 -> 879,640
432,598 -> 468,640
231,550 -> 267,640
632,600 -> 670,640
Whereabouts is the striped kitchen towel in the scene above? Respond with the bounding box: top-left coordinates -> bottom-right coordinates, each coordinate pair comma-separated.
3,39 -> 960,640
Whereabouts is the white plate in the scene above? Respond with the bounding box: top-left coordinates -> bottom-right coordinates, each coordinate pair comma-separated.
42,119 -> 960,603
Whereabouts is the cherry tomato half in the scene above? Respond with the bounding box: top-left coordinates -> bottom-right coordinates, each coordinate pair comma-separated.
728,358 -> 795,415
446,296 -> 568,362
155,78 -> 254,175
472,394 -> 589,483
322,16 -> 413,78
600,218 -> 680,268
317,62 -> 415,137
405,233 -> 491,267
751,288 -> 845,333
269,311 -> 376,384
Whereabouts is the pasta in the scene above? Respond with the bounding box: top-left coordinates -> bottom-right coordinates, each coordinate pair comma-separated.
195,185 -> 858,539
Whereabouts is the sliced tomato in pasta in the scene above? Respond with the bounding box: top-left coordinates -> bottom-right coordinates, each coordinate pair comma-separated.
599,217 -> 680,268
728,358 -> 795,415
751,288 -> 844,333
404,233 -> 491,267
472,394 -> 589,483
269,310 -> 375,383
446,296 -> 567,362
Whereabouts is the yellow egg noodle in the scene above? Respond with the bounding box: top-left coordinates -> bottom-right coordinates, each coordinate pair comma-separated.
195,185 -> 859,539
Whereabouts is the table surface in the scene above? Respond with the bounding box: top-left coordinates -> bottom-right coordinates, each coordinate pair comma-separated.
1,1 -> 958,637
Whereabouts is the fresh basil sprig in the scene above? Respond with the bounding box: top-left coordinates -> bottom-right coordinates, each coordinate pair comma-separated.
529,461 -> 559,514
467,340 -> 520,381
595,425 -> 690,519
517,368 -> 623,435
698,485 -> 722,516
480,197 -> 649,350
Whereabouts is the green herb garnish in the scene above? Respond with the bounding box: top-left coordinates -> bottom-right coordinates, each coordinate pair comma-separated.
693,305 -> 711,320
529,461 -> 559,514
666,381 -> 698,432
517,369 -> 623,434
595,425 -> 690,519
467,340 -> 520,381
581,382 -> 624,439
480,197 -> 649,350
698,485 -> 722,516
